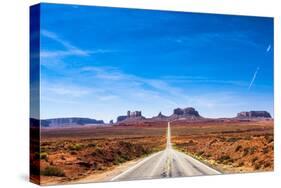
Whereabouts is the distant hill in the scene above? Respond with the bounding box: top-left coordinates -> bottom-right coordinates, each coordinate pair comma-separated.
30,108 -> 272,128
115,107 -> 272,125
30,117 -> 105,128
236,111 -> 272,119
116,107 -> 202,124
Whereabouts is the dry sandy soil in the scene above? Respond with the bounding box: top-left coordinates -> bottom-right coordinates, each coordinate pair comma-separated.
171,120 -> 274,173
30,119 -> 273,185
31,123 -> 166,185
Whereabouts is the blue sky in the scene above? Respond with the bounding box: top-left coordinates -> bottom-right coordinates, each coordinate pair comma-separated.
38,3 -> 274,122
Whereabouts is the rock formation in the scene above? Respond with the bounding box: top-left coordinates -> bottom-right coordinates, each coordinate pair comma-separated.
117,115 -> 128,122
170,107 -> 201,119
127,110 -> 142,118
237,111 -> 272,119
117,110 -> 145,122
151,112 -> 168,120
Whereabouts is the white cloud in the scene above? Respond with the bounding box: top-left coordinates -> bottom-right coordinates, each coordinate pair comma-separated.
41,64 -> 266,120
41,30 -> 114,58
42,82 -> 92,98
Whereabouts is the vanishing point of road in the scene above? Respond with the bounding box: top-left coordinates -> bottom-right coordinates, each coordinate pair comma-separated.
111,122 -> 220,181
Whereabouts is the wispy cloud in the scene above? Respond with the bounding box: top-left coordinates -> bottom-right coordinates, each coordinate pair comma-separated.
41,64 -> 268,120
77,65 -> 250,112
81,66 -> 128,81
248,67 -> 260,90
172,31 -> 259,49
41,30 -> 114,58
161,75 -> 248,87
41,81 -> 93,98
80,65 -> 186,98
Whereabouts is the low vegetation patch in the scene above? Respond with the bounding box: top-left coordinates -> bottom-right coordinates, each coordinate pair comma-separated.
68,143 -> 83,151
41,166 -> 65,177
39,128 -> 166,183
172,121 -> 273,173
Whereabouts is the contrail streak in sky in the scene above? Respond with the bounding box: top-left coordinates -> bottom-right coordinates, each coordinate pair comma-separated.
248,67 -> 260,90
266,45 -> 271,52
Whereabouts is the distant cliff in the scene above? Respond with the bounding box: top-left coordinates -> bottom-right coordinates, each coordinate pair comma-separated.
237,111 -> 272,119
117,110 -> 145,122
169,107 -> 202,120
31,108 -> 272,128
117,107 -> 202,123
40,117 -> 104,127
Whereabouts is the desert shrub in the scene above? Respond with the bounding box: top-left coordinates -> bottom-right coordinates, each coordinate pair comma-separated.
78,161 -> 92,168
205,153 -> 212,158
87,143 -> 96,147
187,140 -> 196,146
238,161 -> 244,167
197,151 -> 204,156
249,147 -> 257,155
91,148 -> 104,157
243,148 -> 249,156
254,163 -> 261,170
262,147 -> 269,154
243,147 -> 256,156
226,137 -> 240,142
68,143 -> 82,151
209,139 -> 217,146
252,156 -> 259,164
218,137 -> 226,142
113,156 -> 126,165
120,152 -> 130,161
265,135 -> 274,143
119,141 -> 133,148
41,166 -> 65,177
235,145 -> 242,152
218,155 -> 232,164
264,162 -> 271,168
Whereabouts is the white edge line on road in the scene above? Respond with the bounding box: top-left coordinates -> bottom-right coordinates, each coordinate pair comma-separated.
111,150 -> 163,181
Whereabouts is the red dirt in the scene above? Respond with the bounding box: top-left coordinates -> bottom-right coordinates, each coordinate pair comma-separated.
171,120 -> 274,173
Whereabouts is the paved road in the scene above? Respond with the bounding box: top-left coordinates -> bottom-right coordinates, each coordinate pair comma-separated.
111,122 -> 220,181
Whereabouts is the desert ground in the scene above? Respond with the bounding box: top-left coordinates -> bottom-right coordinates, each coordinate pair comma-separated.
31,122 -> 166,185
171,120 -> 274,173
31,119 -> 273,185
